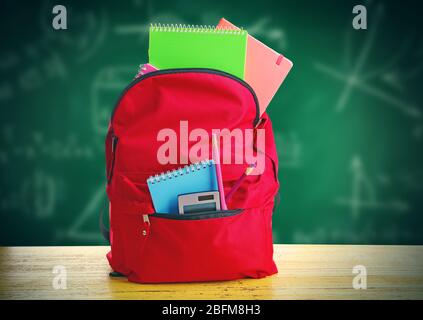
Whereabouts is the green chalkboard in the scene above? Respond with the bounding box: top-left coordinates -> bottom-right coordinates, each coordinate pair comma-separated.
1,0 -> 422,245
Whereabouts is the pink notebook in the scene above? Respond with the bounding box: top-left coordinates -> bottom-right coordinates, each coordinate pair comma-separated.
217,18 -> 293,115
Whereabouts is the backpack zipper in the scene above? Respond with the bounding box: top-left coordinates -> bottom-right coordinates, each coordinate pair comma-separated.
110,68 -> 260,127
107,134 -> 118,184
141,210 -> 241,240
151,209 -> 242,220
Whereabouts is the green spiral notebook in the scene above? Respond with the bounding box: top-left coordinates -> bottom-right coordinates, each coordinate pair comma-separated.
148,24 -> 248,79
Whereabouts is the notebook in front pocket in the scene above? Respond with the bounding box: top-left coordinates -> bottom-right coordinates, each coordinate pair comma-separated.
147,160 -> 218,214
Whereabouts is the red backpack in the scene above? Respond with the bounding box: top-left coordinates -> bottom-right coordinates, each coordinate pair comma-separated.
103,68 -> 280,283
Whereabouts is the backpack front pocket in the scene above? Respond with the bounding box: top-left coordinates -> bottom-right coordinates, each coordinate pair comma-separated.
120,205 -> 277,283
108,169 -> 277,283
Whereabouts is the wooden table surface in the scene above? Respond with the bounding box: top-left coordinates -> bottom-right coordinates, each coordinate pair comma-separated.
0,245 -> 422,300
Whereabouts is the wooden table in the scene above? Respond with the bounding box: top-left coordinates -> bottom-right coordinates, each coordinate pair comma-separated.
0,245 -> 422,300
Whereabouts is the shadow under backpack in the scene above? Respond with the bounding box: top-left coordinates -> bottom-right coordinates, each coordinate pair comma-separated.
102,68 -> 280,283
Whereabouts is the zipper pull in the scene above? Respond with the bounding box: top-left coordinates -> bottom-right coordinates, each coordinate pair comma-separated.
142,214 -> 150,237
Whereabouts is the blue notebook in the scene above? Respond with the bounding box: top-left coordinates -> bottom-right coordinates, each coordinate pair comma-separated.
147,160 -> 218,214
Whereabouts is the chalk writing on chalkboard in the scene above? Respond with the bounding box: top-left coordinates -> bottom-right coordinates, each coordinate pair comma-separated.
90,66 -> 136,140
1,0 -> 422,247
315,4 -> 422,121
246,17 -> 288,52
0,127 -> 95,163
292,225 -> 418,244
274,131 -> 303,169
39,1 -> 109,64
58,184 -> 105,242
0,169 -> 63,220
115,13 -> 185,39
21,170 -> 60,219
0,48 -> 68,100
335,155 -> 409,219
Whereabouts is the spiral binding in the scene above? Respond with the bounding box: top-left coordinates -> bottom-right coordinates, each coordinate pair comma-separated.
147,159 -> 215,184
149,23 -> 246,35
